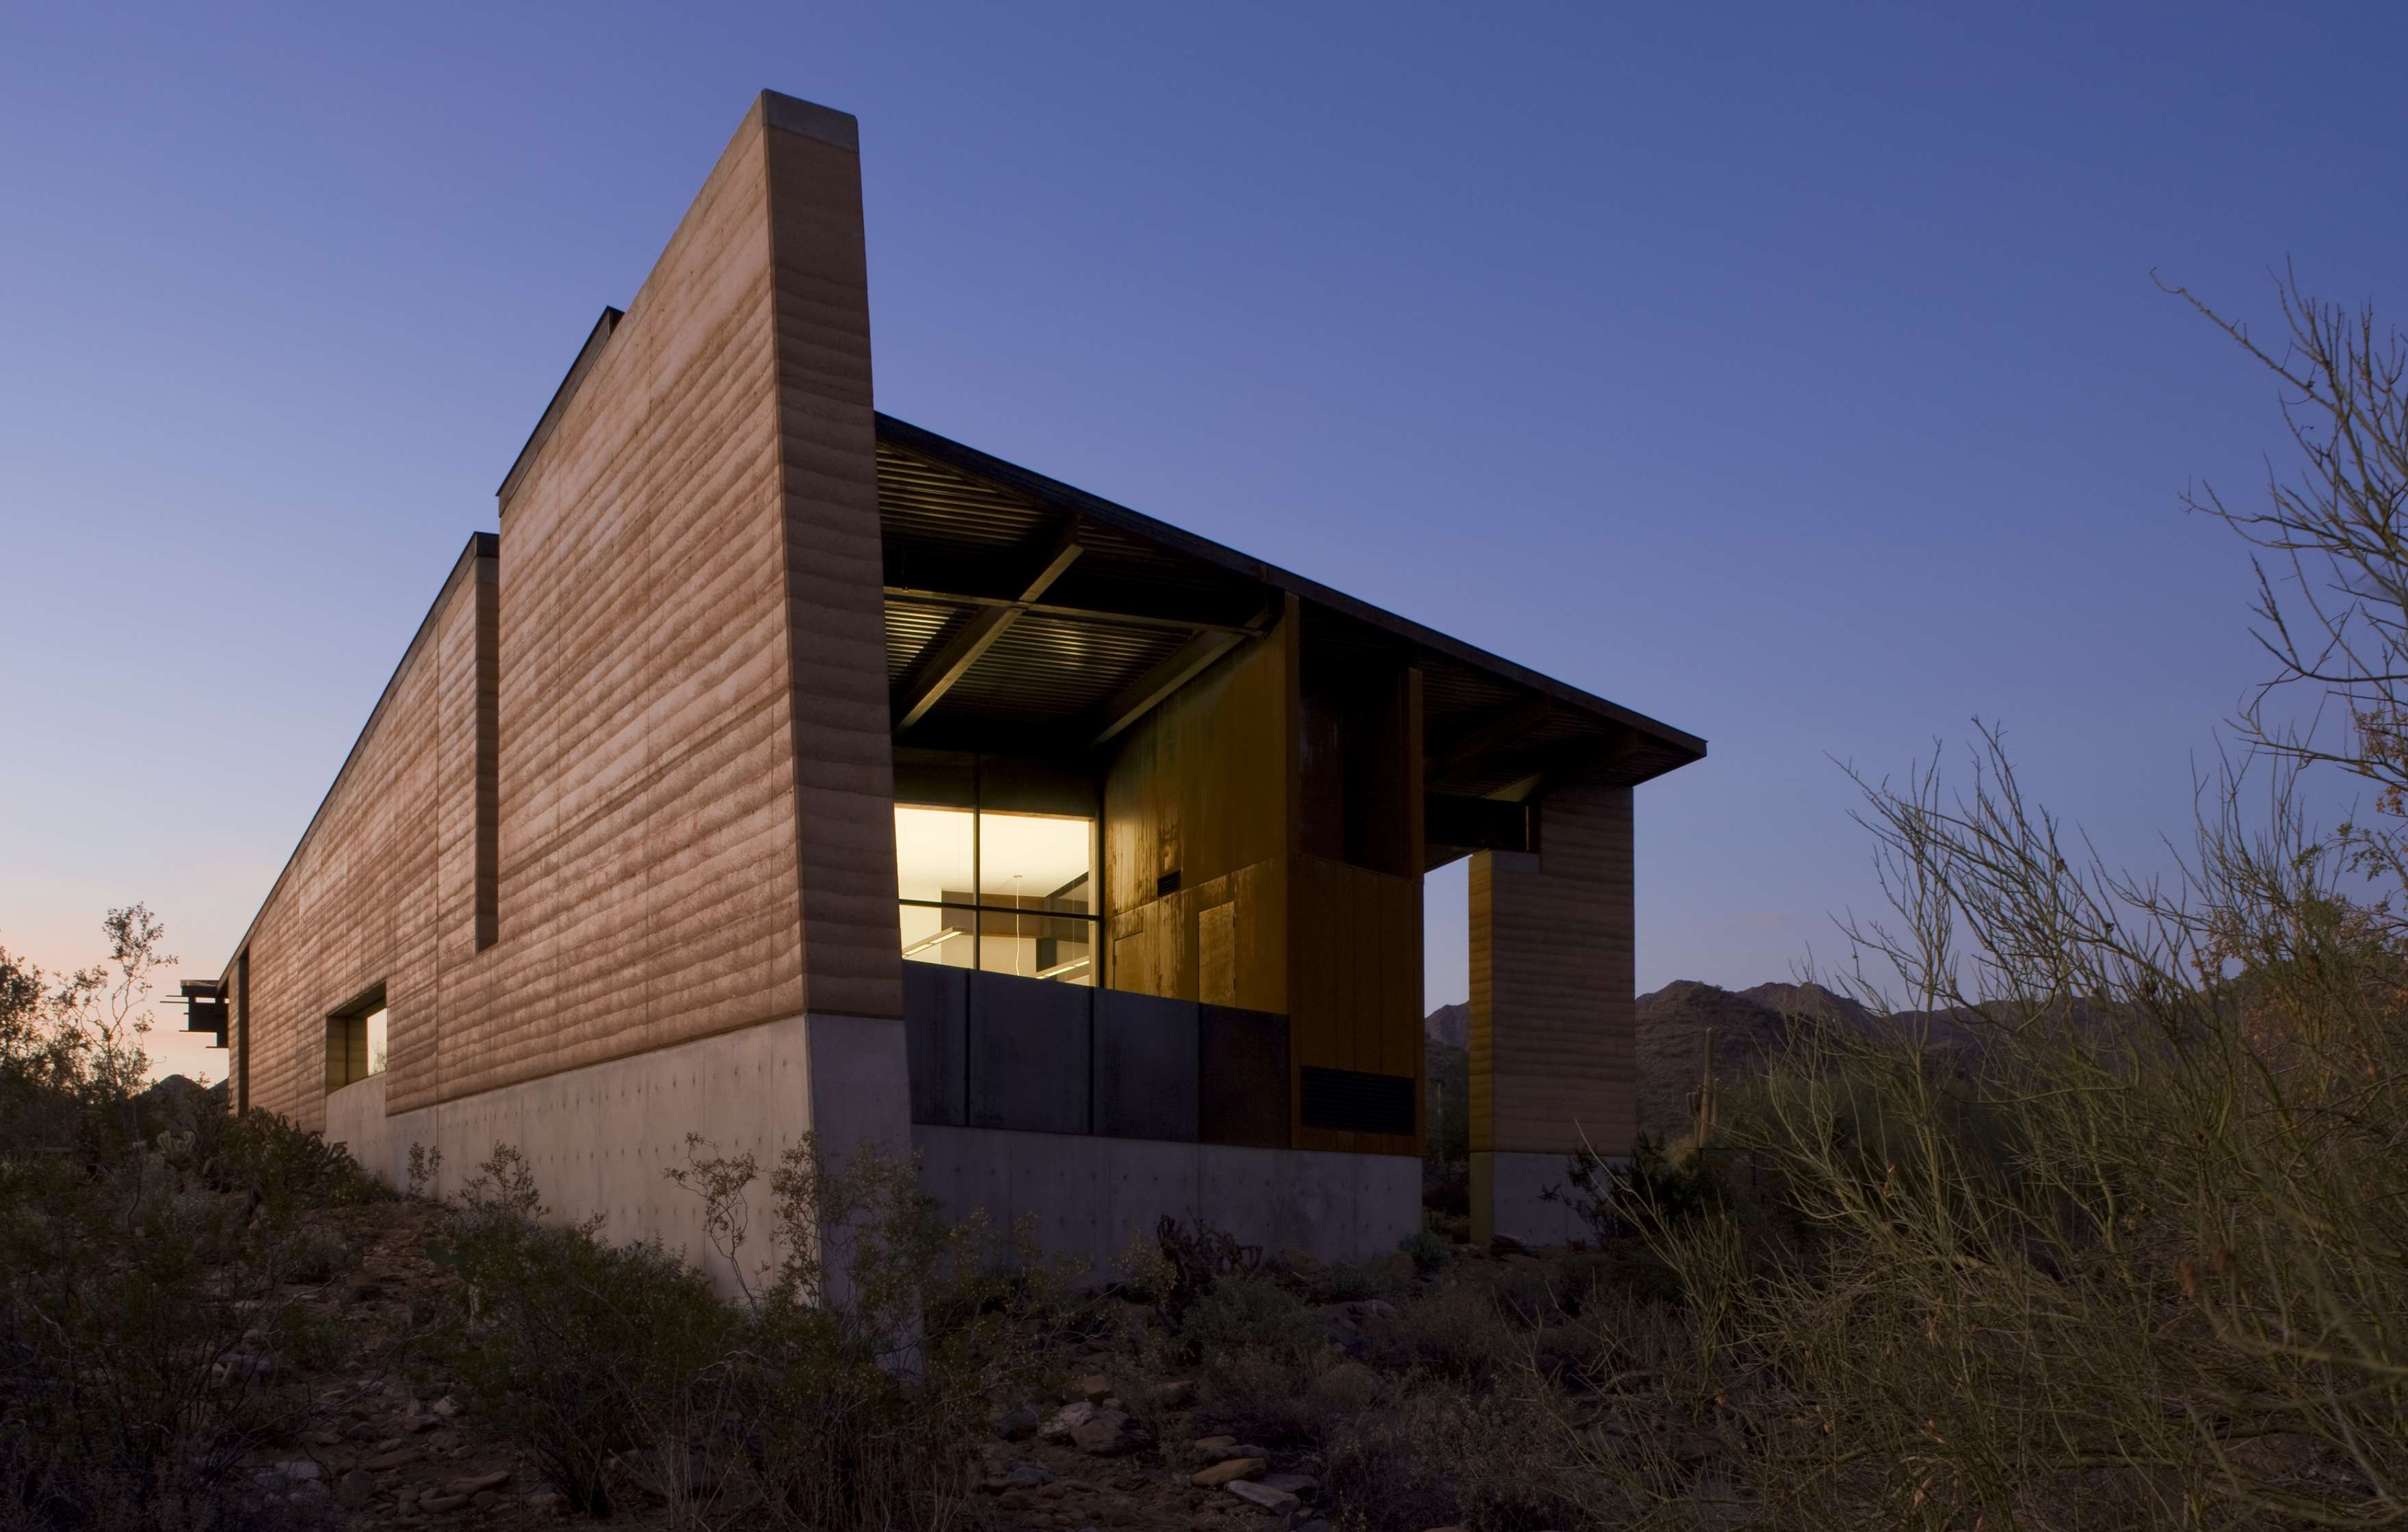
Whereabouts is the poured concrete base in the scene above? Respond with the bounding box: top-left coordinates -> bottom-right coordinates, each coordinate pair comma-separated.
1470,1149 -> 1614,1247
324,1009 -> 1420,1289
913,1123 -> 1420,1274
325,1009 -> 910,1295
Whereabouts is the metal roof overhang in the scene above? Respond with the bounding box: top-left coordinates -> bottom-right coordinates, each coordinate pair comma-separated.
874,414 -> 1707,802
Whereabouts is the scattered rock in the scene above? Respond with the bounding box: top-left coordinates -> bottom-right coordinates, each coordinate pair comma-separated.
1225,1479 -> 1298,1515
1042,1401 -> 1102,1441
1069,1409 -> 1139,1455
363,1446 -> 419,1471
1190,1435 -> 1238,1454
272,1461 -> 321,1482
1006,1464 -> 1057,1488
337,1469 -> 375,1507
1073,1372 -> 1113,1403
429,1394 -> 460,1418
445,1468 -> 510,1495
1149,1379 -> 1196,1407
525,1491 -> 565,1515
1191,1458 -> 1266,1488
419,1491 -> 467,1513
996,1403 -> 1043,1441
1259,1471 -> 1318,1498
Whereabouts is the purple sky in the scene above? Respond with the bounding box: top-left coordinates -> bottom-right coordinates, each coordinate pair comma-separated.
4,3 -> 2402,1083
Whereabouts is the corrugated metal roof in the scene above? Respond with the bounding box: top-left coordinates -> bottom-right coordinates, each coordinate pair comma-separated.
874,416 -> 1706,793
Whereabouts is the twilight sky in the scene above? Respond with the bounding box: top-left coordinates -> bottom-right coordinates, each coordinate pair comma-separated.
3,3 -> 2403,1083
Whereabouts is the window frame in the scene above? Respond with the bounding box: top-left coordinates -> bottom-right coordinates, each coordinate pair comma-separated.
895,802 -> 1099,983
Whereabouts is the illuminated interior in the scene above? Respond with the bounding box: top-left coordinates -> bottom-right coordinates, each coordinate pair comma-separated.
895,803 -> 1096,983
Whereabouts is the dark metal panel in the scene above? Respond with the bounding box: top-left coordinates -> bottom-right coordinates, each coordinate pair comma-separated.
1092,990 -> 1200,1143
1300,1066 -> 1415,1136
966,970 -> 1092,1135
1199,1005 -> 1291,1149
902,962 -> 968,1126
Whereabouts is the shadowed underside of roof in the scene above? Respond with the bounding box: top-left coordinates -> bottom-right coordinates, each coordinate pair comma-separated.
874,414 -> 1705,800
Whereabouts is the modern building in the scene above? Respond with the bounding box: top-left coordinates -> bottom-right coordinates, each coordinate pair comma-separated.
208,92 -> 1703,1279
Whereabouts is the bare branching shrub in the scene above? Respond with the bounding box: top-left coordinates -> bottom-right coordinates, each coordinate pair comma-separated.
1556,276 -> 2408,1529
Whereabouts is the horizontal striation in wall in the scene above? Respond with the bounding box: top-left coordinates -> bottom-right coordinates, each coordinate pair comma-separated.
1469,778 -> 1636,1157
768,118 -> 902,1024
229,98 -> 895,1126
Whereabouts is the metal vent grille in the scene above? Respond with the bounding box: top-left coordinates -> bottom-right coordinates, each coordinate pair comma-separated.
1299,1066 -> 1415,1136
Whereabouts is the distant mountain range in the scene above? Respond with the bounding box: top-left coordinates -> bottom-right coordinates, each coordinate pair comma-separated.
1426,980 -> 1994,1146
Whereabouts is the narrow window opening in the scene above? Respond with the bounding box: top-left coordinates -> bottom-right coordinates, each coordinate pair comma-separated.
324,981 -> 389,1092
472,548 -> 499,950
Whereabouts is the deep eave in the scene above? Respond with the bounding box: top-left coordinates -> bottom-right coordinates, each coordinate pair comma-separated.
872,412 -> 1707,778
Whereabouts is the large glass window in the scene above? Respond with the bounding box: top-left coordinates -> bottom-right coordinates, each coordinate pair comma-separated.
895,802 -> 1096,984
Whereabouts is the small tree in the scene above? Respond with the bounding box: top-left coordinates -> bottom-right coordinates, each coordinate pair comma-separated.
0,902 -> 174,1151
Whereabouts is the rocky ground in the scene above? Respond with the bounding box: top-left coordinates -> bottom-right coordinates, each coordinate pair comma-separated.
970,1305 -> 1408,1532
236,1195 -> 1502,1532
232,1202 -> 576,1529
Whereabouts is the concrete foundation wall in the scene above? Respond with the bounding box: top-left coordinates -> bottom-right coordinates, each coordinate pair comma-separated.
1468,1149 -> 1612,1247
326,1007 -> 907,1296
913,1122 -> 1418,1275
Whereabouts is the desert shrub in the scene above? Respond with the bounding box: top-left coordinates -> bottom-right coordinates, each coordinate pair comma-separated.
1547,1131 -> 1727,1241
1313,1256 -> 1413,1304
1149,1215 -> 1261,1322
0,1126 -> 334,1529
262,1224 -> 352,1286
1397,1228 -> 1451,1275
427,1134 -> 1043,1531
0,910 -> 389,1529
1548,736 -> 2408,1529
1359,1276 -> 1508,1387
1320,1378 -> 1603,1532
423,1149 -> 727,1516
194,1105 -> 388,1216
1178,1271 -> 1319,1364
